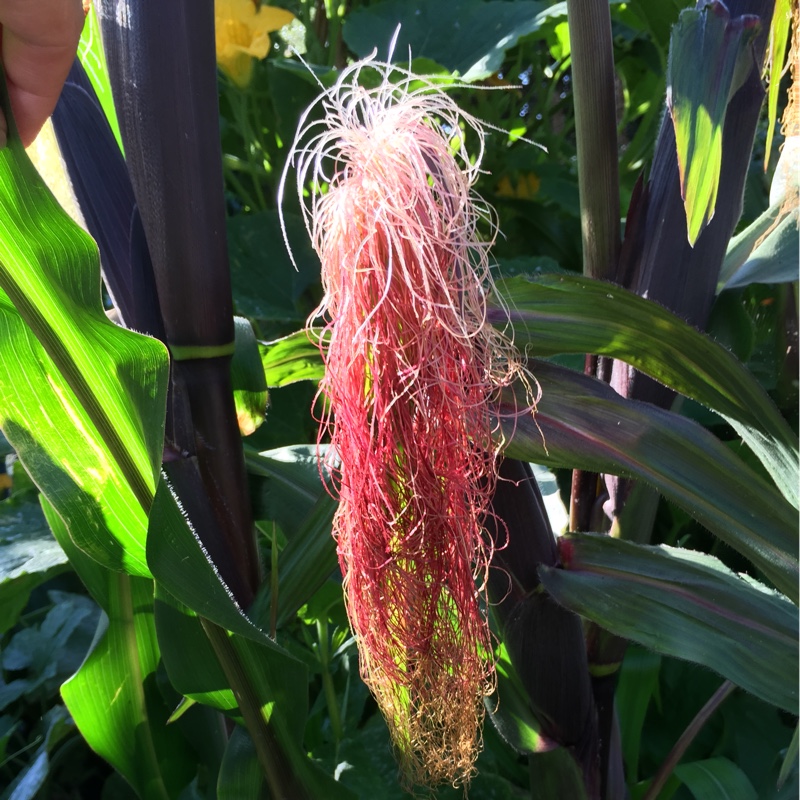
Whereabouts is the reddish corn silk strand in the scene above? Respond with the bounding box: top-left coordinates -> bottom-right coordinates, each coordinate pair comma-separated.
280,56 -> 537,788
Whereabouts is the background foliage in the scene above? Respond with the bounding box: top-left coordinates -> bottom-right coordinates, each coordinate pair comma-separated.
0,1 -> 797,799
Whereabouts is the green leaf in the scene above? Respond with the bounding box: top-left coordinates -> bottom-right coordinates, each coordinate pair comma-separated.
259,331 -> 325,388
617,647 -> 661,783
540,534 -> 798,714
494,273 -> 800,509
77,4 -> 123,152
501,361 -> 798,602
0,499 -> 69,634
674,757 -> 758,800
246,446 -> 338,628
0,127 -> 169,576
232,317 -> 268,436
217,727 -> 268,800
147,477 -> 355,800
228,210 -> 319,327
45,496 -> 196,800
764,0 -> 792,167
667,2 -> 759,244
721,208 -> 800,291
343,0 -> 563,82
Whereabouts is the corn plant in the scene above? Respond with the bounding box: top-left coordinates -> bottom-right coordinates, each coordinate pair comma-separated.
0,1 -> 796,799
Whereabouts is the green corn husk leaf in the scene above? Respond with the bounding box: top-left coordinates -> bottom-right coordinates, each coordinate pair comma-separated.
500,360 -> 798,602
667,1 -> 759,244
540,533 -> 798,714
721,207 -> 800,291
0,96 -> 168,576
493,273 -> 799,509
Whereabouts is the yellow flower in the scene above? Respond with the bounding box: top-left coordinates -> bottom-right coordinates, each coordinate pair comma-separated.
496,172 -> 540,200
215,0 -> 294,87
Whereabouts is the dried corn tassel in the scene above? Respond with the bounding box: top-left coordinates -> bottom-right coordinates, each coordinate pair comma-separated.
281,57 -> 535,787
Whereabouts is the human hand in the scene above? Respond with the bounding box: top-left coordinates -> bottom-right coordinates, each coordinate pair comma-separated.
0,0 -> 89,148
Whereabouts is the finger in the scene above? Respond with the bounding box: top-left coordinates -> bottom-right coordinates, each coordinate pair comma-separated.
1,0 -> 88,147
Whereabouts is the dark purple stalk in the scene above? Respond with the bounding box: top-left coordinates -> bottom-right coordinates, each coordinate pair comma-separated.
96,0 -> 260,602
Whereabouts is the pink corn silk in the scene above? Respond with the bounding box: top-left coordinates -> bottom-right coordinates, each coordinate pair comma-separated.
303,84 -> 531,786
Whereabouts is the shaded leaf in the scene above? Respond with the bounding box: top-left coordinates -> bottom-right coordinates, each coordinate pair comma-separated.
541,533 -> 798,713
343,0 -> 561,82
501,361 -> 798,602
675,757 -> 758,800
217,727 -> 268,800
778,723 -> 799,789
616,647 -> 661,783
493,273 -> 799,508
0,500 -> 68,634
3,706 -> 72,800
228,210 -> 319,326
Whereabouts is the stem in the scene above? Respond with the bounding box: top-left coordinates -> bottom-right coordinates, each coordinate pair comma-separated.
270,522 -> 279,639
223,161 -> 260,211
566,0 -> 620,281
642,680 -> 736,800
201,618 -> 309,800
316,619 -> 344,745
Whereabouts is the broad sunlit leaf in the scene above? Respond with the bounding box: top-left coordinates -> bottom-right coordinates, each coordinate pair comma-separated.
45,498 -> 196,799
667,1 -> 759,244
0,116 -> 169,575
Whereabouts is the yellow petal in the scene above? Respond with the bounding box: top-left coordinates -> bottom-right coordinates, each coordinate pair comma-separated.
215,0 -> 294,59
218,50 -> 256,88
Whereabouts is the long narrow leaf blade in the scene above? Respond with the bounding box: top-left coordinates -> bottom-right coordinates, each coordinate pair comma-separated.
501,361 -> 799,601
540,533 -> 798,714
493,273 -> 799,508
